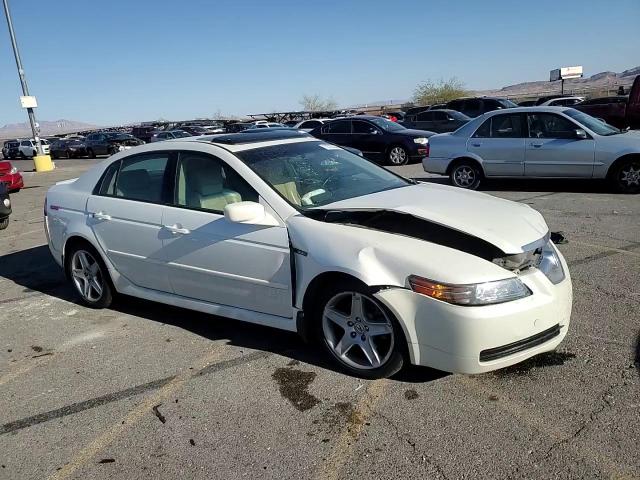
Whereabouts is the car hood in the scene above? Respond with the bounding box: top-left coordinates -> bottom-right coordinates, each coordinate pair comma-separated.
392,128 -> 436,138
313,183 -> 548,254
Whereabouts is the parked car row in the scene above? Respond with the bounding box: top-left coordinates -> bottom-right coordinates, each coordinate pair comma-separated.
2,138 -> 51,159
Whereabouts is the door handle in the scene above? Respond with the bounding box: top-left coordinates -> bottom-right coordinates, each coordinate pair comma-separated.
471,142 -> 482,147
164,224 -> 191,235
530,142 -> 543,148
92,211 -> 111,221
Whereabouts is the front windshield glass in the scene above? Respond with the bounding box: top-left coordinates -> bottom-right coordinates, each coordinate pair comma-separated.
236,141 -> 409,209
368,117 -> 406,132
564,109 -> 621,136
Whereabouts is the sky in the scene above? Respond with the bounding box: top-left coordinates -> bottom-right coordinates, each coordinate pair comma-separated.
0,0 -> 638,126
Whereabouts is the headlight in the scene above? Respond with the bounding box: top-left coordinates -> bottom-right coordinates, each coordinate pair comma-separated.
408,275 -> 531,306
537,240 -> 565,284
9,167 -> 18,174
413,137 -> 429,145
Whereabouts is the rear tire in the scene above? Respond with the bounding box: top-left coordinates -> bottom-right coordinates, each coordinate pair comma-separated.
450,160 -> 483,190
312,279 -> 405,379
87,148 -> 96,158
611,158 -> 640,194
65,242 -> 114,308
0,218 -> 9,230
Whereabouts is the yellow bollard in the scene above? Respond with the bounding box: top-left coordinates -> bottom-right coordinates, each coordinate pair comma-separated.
33,154 -> 54,172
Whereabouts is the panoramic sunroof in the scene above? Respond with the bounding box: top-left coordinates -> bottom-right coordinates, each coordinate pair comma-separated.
199,129 -> 310,145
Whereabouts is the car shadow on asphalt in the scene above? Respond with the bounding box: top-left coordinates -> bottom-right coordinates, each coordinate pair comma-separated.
414,176 -> 613,194
0,244 -> 448,384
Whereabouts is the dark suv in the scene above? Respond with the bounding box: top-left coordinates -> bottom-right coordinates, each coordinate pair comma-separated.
310,116 -> 434,165
2,140 -> 20,159
446,97 -> 517,118
131,126 -> 161,143
84,132 -> 144,157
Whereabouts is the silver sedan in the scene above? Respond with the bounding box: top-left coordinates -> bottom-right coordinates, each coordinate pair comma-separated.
423,107 -> 640,193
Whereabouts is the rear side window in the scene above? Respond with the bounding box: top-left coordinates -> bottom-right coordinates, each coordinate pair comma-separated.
323,120 -> 351,134
98,161 -> 120,195
114,153 -> 170,203
490,114 -> 523,138
417,112 -> 433,121
473,119 -> 491,138
433,112 -> 448,121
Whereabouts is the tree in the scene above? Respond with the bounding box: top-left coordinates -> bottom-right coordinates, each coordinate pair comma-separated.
299,94 -> 338,112
413,77 -> 468,106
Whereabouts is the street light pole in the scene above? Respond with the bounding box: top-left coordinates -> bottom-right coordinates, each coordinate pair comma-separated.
2,0 -> 43,156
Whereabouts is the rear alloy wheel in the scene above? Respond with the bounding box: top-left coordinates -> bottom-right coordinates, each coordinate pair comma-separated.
613,159 -> 640,194
66,246 -> 113,308
318,284 -> 404,379
387,146 -> 409,166
450,161 -> 482,190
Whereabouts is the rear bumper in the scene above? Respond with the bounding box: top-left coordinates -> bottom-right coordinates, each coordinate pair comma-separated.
422,157 -> 451,175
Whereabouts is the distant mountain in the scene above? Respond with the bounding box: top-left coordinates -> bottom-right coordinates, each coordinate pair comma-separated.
475,67 -> 639,98
0,119 -> 100,139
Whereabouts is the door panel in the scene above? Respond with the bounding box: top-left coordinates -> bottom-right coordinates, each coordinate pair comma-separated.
86,196 -> 171,291
525,113 -> 595,177
524,139 -> 595,177
162,206 -> 292,318
469,138 -> 525,176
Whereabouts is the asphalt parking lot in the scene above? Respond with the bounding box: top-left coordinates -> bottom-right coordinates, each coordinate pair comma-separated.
1,157 -> 639,480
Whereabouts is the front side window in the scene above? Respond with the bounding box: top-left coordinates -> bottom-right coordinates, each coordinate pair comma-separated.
114,153 -> 170,202
352,120 -> 378,134
236,141 -> 408,209
21,141 -> 30,146
300,121 -> 320,129
417,112 -> 433,121
528,113 -> 578,139
175,152 -> 257,213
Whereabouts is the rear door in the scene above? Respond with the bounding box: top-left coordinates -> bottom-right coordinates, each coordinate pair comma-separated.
467,113 -> 525,176
161,151 -> 292,317
86,152 -> 174,292
320,120 -> 352,147
525,112 -> 595,177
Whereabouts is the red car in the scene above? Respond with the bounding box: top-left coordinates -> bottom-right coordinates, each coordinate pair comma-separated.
0,161 -> 24,192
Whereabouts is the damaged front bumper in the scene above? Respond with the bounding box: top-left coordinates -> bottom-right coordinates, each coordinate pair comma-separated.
374,254 -> 572,374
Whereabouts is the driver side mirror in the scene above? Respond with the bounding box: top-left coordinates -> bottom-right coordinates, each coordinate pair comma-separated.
224,201 -> 278,226
369,129 -> 379,135
574,128 -> 588,140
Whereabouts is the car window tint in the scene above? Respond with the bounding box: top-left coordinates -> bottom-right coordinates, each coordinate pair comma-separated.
490,114 -> 522,138
417,112 -> 433,121
21,141 -> 30,146
175,152 -> 258,213
98,161 -> 120,195
433,112 -> 448,121
301,121 -> 320,129
326,120 -> 351,134
114,153 -> 169,203
473,118 -> 491,138
528,113 -> 577,139
352,121 -> 377,134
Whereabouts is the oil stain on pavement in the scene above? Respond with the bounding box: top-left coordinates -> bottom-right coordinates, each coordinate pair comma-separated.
272,368 -> 320,411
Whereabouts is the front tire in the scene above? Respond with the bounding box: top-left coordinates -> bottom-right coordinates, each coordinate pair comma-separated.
65,243 -> 113,308
87,148 -> 96,158
450,161 -> 483,190
387,146 -> 409,166
611,158 -> 640,194
0,218 -> 9,230
314,280 -> 405,379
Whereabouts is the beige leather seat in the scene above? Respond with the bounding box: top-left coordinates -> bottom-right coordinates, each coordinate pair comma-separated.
258,161 -> 301,206
179,157 -> 241,211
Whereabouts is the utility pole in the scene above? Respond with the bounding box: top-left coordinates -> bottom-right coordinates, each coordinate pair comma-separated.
3,0 -> 52,170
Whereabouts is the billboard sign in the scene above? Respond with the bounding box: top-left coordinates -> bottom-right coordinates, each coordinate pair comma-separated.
550,66 -> 583,81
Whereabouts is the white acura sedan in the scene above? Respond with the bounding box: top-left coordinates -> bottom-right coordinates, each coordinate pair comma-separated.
45,129 -> 572,378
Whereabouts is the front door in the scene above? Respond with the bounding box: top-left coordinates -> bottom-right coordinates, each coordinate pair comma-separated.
467,113 -> 525,176
351,120 -> 385,160
86,151 -> 174,292
525,113 -> 596,177
161,151 -> 292,318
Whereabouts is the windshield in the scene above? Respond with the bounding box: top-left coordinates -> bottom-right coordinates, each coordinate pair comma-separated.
368,117 -> 406,132
499,99 -> 519,108
564,109 -> 621,136
236,141 -> 409,209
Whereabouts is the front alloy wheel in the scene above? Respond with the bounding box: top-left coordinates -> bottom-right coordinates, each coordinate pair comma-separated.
68,248 -> 113,308
321,289 -> 403,378
388,146 -> 408,165
615,159 -> 640,193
